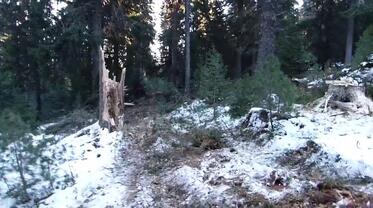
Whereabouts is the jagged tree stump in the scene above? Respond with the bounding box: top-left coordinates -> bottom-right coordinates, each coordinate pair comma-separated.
314,78 -> 373,114
98,47 -> 126,131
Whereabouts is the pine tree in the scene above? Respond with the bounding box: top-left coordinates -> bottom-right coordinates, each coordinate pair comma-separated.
0,0 -> 55,119
226,0 -> 257,78
196,49 -> 228,104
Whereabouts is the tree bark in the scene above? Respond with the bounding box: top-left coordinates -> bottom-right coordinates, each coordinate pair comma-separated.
91,0 -> 103,98
256,0 -> 276,71
99,47 -> 126,131
344,1 -> 355,65
184,0 -> 191,93
233,48 -> 243,79
90,0 -> 108,128
169,1 -> 179,84
34,68 -> 42,120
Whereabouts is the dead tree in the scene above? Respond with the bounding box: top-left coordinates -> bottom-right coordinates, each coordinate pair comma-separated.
313,78 -> 373,114
98,47 -> 126,131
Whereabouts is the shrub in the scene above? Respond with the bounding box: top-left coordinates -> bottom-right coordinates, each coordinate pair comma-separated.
143,77 -> 183,113
353,25 -> 373,67
188,128 -> 224,150
0,109 -> 30,148
368,86 -> 373,99
228,56 -> 299,117
0,110 -> 71,204
195,49 -> 229,104
0,110 -> 36,202
143,77 -> 179,99
0,72 -> 36,124
44,108 -> 96,135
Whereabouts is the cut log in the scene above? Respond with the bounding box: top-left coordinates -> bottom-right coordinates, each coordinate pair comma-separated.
313,78 -> 373,114
99,47 -> 126,131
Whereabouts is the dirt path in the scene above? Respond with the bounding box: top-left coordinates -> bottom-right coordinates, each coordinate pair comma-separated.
118,103 -> 206,207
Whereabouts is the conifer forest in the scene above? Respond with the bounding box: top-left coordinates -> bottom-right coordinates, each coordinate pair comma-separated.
1,0 -> 373,207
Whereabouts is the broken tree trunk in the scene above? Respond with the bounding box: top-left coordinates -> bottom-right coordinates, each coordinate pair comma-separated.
98,47 -> 126,131
313,78 -> 373,114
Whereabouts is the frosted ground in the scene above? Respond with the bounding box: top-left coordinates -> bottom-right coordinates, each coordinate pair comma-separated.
0,99 -> 373,207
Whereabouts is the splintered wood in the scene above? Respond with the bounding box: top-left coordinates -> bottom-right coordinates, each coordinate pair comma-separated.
314,78 -> 373,114
99,47 -> 126,131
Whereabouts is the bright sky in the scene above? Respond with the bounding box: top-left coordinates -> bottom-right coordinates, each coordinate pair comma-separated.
296,0 -> 304,9
150,0 -> 164,61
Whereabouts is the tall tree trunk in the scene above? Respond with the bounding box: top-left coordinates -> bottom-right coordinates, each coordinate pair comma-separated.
99,46 -> 126,131
344,1 -> 355,65
184,0 -> 191,93
256,0 -> 276,71
170,3 -> 178,85
34,69 -> 42,120
233,48 -> 243,79
91,0 -> 103,98
91,0 -> 106,127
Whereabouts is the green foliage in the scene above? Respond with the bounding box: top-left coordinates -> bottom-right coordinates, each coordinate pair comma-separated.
0,111 -> 39,202
45,108 -> 96,135
144,77 -> 179,98
276,3 -> 317,76
188,127 -> 224,150
353,25 -> 373,67
277,30 -> 318,76
229,56 -> 299,117
0,71 -> 14,108
0,72 -> 36,124
0,110 -> 30,148
0,110 -> 73,203
368,86 -> 373,99
143,78 -> 182,113
195,50 -> 229,104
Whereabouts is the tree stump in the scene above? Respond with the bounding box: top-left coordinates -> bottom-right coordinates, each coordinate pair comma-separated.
98,47 -> 126,131
313,78 -> 373,114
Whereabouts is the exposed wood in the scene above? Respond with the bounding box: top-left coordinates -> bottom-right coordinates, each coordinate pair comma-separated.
314,78 -> 373,114
99,47 -> 126,131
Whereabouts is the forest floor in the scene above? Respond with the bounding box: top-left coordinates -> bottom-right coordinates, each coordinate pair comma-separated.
1,99 -> 373,207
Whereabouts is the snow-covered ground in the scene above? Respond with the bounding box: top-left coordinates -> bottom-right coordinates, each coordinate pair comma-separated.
165,101 -> 373,206
0,122 -> 127,208
1,100 -> 372,207
168,100 -> 242,132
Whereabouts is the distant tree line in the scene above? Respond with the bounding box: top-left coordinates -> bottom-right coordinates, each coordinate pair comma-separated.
0,0 -> 373,123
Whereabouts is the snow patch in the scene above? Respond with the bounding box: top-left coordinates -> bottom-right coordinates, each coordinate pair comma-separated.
168,100 -> 242,132
0,122 -> 128,208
